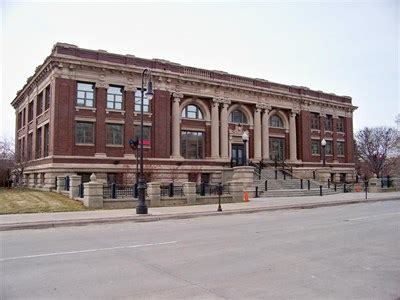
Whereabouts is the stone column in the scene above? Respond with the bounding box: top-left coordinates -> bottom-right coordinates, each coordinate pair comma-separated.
83,173 -> 104,208
183,182 -> 197,205
253,106 -> 262,160
171,92 -> 183,158
228,181 -> 244,202
69,175 -> 82,199
232,166 -> 256,197
43,173 -> 56,191
289,110 -> 298,162
220,100 -> 230,159
262,106 -> 271,161
211,99 -> 220,158
147,182 -> 161,207
56,176 -> 65,193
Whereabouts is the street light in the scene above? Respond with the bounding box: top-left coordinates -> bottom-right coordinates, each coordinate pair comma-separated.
242,132 -> 249,166
321,138 -> 326,167
136,68 -> 154,215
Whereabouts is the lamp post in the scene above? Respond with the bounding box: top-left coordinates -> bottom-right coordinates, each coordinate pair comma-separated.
321,138 -> 326,167
242,132 -> 249,166
136,68 -> 154,214
128,138 -> 139,197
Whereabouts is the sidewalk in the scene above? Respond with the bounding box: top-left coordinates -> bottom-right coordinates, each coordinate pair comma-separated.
1,192 -> 399,231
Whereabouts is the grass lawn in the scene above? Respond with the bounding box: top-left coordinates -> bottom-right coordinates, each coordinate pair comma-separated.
0,188 -> 87,214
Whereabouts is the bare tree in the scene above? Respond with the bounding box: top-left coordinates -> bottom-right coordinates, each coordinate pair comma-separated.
355,127 -> 400,178
0,137 -> 26,185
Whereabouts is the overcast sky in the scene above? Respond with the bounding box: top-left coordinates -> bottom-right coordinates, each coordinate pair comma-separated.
1,0 -> 399,140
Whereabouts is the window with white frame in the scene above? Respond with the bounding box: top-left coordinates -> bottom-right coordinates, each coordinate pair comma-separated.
337,141 -> 345,156
106,124 -> 123,145
181,105 -> 203,119
76,82 -> 95,107
107,86 -> 123,110
311,140 -> 320,155
134,89 -> 149,112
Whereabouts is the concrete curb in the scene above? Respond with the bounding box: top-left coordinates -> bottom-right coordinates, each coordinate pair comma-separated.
1,197 -> 399,231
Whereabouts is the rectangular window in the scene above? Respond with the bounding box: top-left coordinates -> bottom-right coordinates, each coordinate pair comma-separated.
337,117 -> 345,132
37,92 -> 43,116
134,125 -> 151,146
310,113 -> 320,130
337,141 -> 345,156
76,122 -> 94,144
311,139 -> 320,155
107,86 -> 124,110
106,124 -> 123,145
76,82 -> 95,107
45,85 -> 51,110
324,115 -> 333,131
181,131 -> 204,159
28,102 -> 34,122
134,90 -> 149,112
44,124 -> 50,157
36,127 -> 42,158
325,140 -> 333,155
23,108 -> 26,126
18,111 -> 23,129
27,133 -> 33,160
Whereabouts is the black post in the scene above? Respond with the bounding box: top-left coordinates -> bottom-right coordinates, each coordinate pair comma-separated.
79,183 -> 84,198
328,179 -> 330,188
381,179 -> 384,188
334,183 -> 337,192
274,157 -> 277,168
134,183 -> 138,198
319,185 -> 322,196
265,180 -> 268,191
300,179 -> 303,189
283,172 -> 286,180
356,175 -> 359,183
387,175 -> 391,188
243,139 -> 248,166
313,170 -> 316,180
365,180 -> 368,199
275,170 -> 278,180
344,183 -> 347,193
168,182 -> 174,197
307,180 -> 310,190
111,183 -> 116,199
255,186 -> 259,198
217,182 -> 222,211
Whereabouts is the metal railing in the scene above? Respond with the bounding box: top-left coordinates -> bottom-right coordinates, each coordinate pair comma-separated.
103,183 -> 136,199
160,183 -> 184,198
196,182 -> 230,196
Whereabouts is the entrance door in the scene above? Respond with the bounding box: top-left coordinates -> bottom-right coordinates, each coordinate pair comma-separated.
269,138 -> 285,161
231,144 -> 245,166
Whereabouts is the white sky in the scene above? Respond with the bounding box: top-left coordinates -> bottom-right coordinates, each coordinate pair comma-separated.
1,0 -> 399,140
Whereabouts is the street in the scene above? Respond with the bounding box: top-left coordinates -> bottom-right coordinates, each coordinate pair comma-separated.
1,201 -> 400,299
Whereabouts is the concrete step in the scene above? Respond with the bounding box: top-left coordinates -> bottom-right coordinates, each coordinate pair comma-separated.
259,188 -> 339,198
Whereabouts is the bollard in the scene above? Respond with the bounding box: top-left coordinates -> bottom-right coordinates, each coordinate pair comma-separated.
328,179 -> 330,188
111,183 -> 116,199
255,186 -> 259,198
265,180 -> 268,191
307,180 -> 310,190
387,175 -> 391,188
313,171 -> 316,180
344,183 -> 347,193
134,183 -> 138,198
334,183 -> 337,192
300,179 -> 303,189
356,175 -> 359,183
275,170 -> 278,180
217,183 -> 222,211
365,181 -> 368,199
79,183 -> 84,198
381,179 -> 384,188
168,182 -> 174,197
283,172 -> 286,180
319,185 -> 322,196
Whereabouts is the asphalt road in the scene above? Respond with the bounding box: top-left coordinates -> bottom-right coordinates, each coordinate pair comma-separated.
1,201 -> 400,299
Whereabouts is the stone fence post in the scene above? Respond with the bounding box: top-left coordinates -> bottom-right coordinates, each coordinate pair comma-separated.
183,182 -> 197,205
147,182 -> 161,207
368,174 -> 380,192
69,175 -> 82,199
83,173 -> 103,208
229,181 -> 244,202
56,176 -> 66,193
232,166 -> 255,197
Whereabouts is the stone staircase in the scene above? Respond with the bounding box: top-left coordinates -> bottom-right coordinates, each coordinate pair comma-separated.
254,167 -> 340,198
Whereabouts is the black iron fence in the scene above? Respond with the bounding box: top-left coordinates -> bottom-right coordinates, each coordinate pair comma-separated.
160,183 -> 184,198
196,182 -> 230,196
64,176 -> 70,191
103,183 -> 136,199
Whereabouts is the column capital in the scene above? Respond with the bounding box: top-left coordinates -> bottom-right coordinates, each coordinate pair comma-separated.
124,86 -> 136,92
291,109 -> 300,117
256,103 -> 272,113
213,97 -> 231,105
172,92 -> 184,100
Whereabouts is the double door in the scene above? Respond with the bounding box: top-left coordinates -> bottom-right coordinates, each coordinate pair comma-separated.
269,138 -> 285,161
231,144 -> 245,166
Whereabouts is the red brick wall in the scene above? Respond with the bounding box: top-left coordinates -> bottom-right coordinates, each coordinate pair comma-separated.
152,90 -> 171,158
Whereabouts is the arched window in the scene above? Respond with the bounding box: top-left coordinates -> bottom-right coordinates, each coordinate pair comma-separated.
229,110 -> 247,124
270,115 -> 284,128
181,105 -> 203,119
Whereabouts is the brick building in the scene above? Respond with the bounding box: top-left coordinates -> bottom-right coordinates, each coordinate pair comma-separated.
11,43 -> 357,189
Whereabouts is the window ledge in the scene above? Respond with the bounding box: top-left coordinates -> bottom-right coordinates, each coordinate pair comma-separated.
337,155 -> 345,157
106,144 -> 124,148
76,143 -> 95,146
134,112 -> 152,117
312,154 -> 321,156
181,117 -> 205,122
269,126 -> 285,129
106,109 -> 125,115
76,106 -> 96,112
